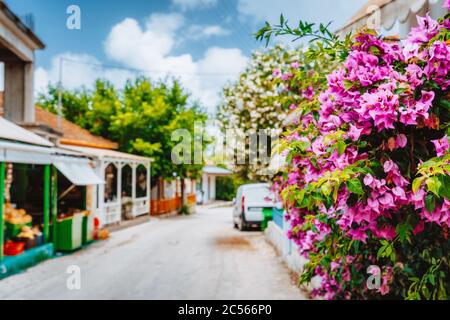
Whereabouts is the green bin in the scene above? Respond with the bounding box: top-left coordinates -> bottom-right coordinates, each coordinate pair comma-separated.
261,208 -> 273,231
82,214 -> 94,245
55,213 -> 83,251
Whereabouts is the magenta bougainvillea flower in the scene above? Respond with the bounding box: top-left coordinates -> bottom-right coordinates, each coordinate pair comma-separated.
444,0 -> 450,10
273,10 -> 450,300
432,135 -> 449,157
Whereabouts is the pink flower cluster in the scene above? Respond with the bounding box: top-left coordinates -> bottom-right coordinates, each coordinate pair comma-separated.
276,12 -> 450,299
339,161 -> 409,242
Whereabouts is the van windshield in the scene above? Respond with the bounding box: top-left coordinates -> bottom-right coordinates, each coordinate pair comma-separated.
245,187 -> 272,202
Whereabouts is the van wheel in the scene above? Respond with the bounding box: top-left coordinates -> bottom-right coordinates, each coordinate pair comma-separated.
238,216 -> 246,231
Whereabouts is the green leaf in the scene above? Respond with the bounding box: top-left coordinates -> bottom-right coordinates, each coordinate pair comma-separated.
438,175 -> 450,200
320,181 -> 330,197
396,222 -> 412,244
412,177 -> 424,194
425,194 -> 436,213
347,178 -> 364,195
337,140 -> 346,156
310,157 -> 320,170
426,177 -> 441,196
421,286 -> 431,300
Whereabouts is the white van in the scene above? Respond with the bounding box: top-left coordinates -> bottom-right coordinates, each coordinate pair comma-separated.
233,183 -> 274,231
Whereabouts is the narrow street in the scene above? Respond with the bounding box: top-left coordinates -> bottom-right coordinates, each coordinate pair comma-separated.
0,204 -> 306,300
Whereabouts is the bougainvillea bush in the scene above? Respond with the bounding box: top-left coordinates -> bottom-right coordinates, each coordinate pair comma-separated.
258,8 -> 450,299
218,45 -> 301,180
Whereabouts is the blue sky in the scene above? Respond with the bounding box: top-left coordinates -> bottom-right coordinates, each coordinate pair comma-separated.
6,0 -> 364,112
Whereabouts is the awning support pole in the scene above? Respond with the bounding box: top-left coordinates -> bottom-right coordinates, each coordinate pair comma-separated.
0,162 -> 5,261
52,166 -> 58,245
43,164 -> 50,243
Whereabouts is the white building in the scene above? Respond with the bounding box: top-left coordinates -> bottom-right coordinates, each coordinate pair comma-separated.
200,166 -> 232,204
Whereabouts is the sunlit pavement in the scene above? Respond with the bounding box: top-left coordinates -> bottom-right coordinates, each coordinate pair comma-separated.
0,204 -> 306,300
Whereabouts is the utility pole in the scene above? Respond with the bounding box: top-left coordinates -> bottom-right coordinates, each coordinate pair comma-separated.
57,57 -> 63,129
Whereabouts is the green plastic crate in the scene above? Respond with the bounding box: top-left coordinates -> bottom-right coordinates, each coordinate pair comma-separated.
55,213 -> 83,251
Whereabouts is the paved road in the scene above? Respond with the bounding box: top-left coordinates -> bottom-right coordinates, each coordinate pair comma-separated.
0,204 -> 306,300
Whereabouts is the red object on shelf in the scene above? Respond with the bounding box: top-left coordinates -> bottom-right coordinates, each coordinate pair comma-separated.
93,217 -> 100,240
3,240 -> 25,256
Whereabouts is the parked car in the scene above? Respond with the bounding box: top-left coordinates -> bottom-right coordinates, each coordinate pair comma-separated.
233,183 -> 274,231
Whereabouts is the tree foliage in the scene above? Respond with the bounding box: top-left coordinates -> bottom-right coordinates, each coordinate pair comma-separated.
37,78 -> 209,183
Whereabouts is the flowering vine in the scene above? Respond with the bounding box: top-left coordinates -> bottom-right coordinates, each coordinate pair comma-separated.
258,8 -> 450,299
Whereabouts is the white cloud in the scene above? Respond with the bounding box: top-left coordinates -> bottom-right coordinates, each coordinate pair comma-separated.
187,25 -> 231,40
103,13 -> 247,112
34,52 -> 135,95
36,13 -> 248,113
196,47 -> 248,108
172,0 -> 217,11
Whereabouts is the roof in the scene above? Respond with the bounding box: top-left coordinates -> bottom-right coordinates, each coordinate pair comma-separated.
340,0 -> 393,32
336,0 -> 435,36
240,183 -> 270,190
0,1 -> 45,49
61,145 -> 152,163
35,106 -> 118,150
0,116 -> 53,147
202,166 -> 232,175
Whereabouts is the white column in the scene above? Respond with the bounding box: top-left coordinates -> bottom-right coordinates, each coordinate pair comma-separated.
98,160 -> 105,227
117,163 -> 122,222
202,173 -> 208,203
131,163 -> 137,217
147,162 -> 151,215
211,176 -> 216,201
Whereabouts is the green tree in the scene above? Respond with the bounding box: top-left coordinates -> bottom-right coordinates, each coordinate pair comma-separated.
36,85 -> 90,126
37,77 -> 209,207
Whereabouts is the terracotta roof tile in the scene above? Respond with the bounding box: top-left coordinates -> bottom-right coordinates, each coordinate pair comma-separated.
35,106 -> 118,150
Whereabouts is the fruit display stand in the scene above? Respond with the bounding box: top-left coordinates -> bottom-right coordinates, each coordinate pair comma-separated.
0,163 -> 53,280
55,213 -> 83,251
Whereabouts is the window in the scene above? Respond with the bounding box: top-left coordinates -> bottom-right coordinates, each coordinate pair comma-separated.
104,163 -> 118,203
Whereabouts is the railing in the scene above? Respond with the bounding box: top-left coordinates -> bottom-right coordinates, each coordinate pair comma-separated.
151,194 -> 196,216
272,207 -> 285,229
104,202 -> 121,225
133,198 -> 149,217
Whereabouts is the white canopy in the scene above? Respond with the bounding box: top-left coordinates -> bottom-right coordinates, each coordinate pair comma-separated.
53,157 -> 104,186
0,140 -> 52,164
202,166 -> 232,176
61,145 -> 151,164
0,117 -> 53,147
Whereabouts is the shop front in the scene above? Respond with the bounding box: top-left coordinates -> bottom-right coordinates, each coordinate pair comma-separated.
0,128 -> 55,279
0,118 -> 105,278
61,145 -> 151,227
51,153 -> 104,252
